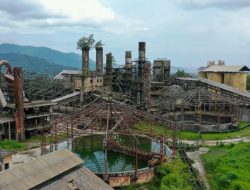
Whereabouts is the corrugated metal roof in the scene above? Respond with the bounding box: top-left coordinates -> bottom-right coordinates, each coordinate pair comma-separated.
52,92 -> 80,103
40,167 -> 113,190
54,70 -> 82,79
0,151 -> 15,158
177,77 -> 250,100
7,100 -> 57,109
0,149 -> 83,190
198,77 -> 250,99
202,65 -> 250,72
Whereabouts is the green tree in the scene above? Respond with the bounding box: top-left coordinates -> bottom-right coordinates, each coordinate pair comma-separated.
77,34 -> 95,50
95,40 -> 104,49
174,69 -> 191,78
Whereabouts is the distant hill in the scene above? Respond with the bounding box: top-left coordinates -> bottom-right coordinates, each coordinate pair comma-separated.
0,53 -> 77,76
0,43 -> 196,77
0,43 -> 95,70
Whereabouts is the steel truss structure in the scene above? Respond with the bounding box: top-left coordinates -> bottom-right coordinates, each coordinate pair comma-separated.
42,95 -> 180,178
153,85 -> 248,131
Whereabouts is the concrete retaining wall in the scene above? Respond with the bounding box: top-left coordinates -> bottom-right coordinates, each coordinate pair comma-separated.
108,168 -> 154,187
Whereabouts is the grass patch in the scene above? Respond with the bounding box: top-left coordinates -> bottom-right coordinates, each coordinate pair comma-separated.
0,132 -> 70,152
201,142 -> 250,190
0,140 -> 26,151
132,121 -> 250,141
122,154 -> 193,190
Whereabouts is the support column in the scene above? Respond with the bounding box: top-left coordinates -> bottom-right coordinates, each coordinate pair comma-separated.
13,68 -> 25,142
8,122 -> 11,140
134,140 -> 138,178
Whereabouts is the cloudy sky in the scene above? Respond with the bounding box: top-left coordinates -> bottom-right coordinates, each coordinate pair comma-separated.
0,0 -> 250,69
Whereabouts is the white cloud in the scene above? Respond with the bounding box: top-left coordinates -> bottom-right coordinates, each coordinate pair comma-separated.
171,0 -> 250,9
40,0 -> 115,24
0,0 -> 116,31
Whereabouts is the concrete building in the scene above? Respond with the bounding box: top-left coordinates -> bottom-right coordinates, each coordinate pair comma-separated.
153,59 -> 171,82
55,70 -> 103,92
0,100 -> 55,140
199,62 -> 250,91
0,151 -> 14,171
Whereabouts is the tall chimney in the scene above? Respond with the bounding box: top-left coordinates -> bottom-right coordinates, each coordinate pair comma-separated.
96,47 -> 103,74
139,42 -> 146,61
125,51 -> 132,68
105,53 -> 112,91
82,47 -> 90,77
13,67 -> 25,141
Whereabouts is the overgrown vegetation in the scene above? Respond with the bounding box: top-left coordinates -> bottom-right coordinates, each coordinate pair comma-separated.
0,140 -> 25,151
201,142 -> 250,190
132,121 -> 250,140
123,154 -> 193,190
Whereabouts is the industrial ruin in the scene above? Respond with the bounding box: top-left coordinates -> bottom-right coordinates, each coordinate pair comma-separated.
0,39 -> 250,189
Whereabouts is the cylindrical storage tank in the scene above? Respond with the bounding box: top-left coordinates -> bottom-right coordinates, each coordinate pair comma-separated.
207,73 -> 223,83
224,73 -> 247,91
199,72 -> 207,79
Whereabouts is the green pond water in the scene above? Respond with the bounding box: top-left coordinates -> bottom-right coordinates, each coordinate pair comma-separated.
73,134 -> 162,174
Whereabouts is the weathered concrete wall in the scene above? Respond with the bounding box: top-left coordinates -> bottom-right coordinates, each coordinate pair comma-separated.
242,108 -> 250,122
109,175 -> 130,187
136,169 -> 154,184
75,76 -> 103,91
0,154 -> 12,171
224,73 -> 247,91
108,169 -> 154,187
207,73 -> 223,83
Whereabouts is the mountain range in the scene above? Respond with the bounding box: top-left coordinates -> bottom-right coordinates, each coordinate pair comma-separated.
0,43 -> 95,76
0,43 -> 195,76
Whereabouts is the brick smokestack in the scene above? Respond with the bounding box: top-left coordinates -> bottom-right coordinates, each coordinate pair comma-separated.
125,51 -> 132,68
139,42 -> 146,61
96,47 -> 103,74
105,53 -> 112,92
82,47 -> 90,76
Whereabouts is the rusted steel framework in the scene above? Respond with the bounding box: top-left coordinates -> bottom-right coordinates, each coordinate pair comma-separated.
42,96 -> 178,177
1,70 -> 73,103
22,71 -> 73,101
153,85 -> 248,132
